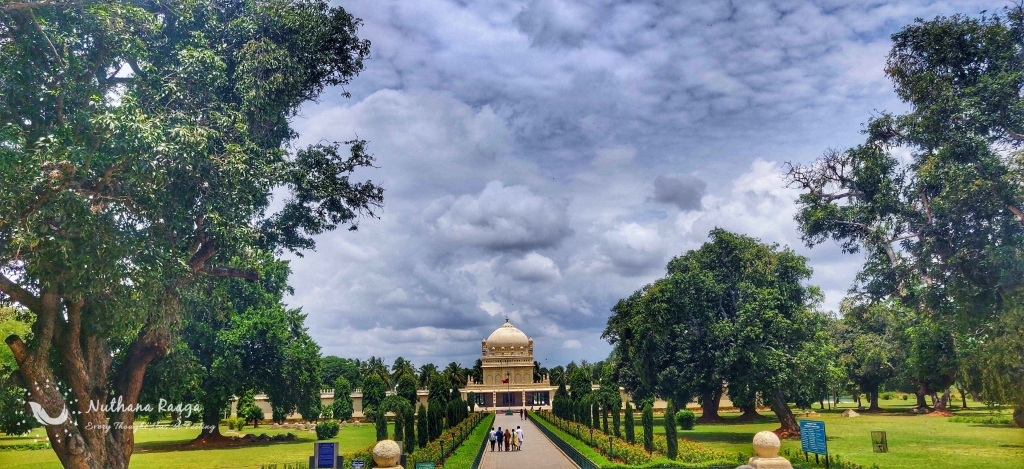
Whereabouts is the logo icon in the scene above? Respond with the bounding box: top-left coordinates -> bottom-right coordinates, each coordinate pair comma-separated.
28,401 -> 69,426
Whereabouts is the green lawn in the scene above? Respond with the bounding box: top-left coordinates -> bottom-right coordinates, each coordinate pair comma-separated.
638,398 -> 1024,469
0,422 -> 388,469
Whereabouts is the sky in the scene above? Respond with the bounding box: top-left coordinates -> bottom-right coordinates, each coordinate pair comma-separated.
284,0 -> 996,368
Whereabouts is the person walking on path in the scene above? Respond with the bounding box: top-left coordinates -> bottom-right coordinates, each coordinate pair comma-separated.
511,426 -> 519,451
496,426 -> 503,452
516,426 -> 524,451
519,408 -> 524,420
489,427 -> 497,451
503,428 -> 511,452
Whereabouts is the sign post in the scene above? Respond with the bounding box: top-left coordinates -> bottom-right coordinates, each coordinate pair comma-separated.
871,431 -> 888,453
799,419 -> 829,469
312,442 -> 339,469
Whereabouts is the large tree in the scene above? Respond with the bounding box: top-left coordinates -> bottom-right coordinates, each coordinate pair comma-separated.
784,6 -> 1024,425
0,1 -> 380,467
605,229 -> 827,435
835,299 -> 905,411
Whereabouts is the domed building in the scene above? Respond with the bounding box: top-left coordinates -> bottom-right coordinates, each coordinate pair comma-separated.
467,318 -> 552,409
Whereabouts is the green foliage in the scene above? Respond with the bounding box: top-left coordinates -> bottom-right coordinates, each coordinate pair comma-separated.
605,229 -> 826,432
641,402 -> 654,453
427,400 -> 444,441
397,373 -> 419,407
0,0 -> 379,465
404,404 -> 417,453
428,375 -> 453,406
675,410 -> 696,431
322,357 -> 362,390
624,401 -> 635,444
361,374 -> 387,415
467,392 -> 476,412
569,367 -> 593,401
375,407 -> 388,442
785,5 -> 1024,419
331,377 -> 354,420
315,421 -> 340,440
407,412 -> 487,468
417,403 -> 429,449
663,400 -> 678,460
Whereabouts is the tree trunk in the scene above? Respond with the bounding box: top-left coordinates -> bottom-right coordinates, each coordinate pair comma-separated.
1013,407 -> 1024,429
192,403 -> 228,444
738,404 -> 761,421
956,384 -> 969,410
868,390 -> 880,411
914,388 -> 930,412
856,393 -> 862,409
934,389 -> 951,413
768,390 -> 799,437
696,387 -> 723,423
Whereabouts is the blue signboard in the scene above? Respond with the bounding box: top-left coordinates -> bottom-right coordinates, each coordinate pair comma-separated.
315,442 -> 337,468
414,463 -> 436,469
799,420 -> 828,455
351,461 -> 365,469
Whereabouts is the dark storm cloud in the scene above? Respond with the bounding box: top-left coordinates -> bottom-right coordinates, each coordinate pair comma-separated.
283,0 -> 993,366
651,175 -> 707,211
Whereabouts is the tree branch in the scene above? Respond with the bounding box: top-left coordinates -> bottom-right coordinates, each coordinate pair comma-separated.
0,273 -> 42,313
200,265 -> 260,281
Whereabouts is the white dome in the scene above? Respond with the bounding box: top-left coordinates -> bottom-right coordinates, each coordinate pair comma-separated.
486,320 -> 529,349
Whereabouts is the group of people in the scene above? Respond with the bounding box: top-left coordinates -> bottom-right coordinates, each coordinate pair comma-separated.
489,425 -> 524,452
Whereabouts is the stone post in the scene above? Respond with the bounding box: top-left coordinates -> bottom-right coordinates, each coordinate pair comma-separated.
373,440 -> 402,469
746,431 -> 793,469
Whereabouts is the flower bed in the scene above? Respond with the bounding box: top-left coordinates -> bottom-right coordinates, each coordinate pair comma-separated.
535,410 -> 653,465
406,412 -> 487,468
652,434 -> 727,464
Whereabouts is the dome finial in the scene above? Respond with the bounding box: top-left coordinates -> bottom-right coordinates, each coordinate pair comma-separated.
505,315 -> 509,324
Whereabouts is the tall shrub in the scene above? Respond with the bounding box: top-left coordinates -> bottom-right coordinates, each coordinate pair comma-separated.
468,392 -> 476,412
624,401 -> 635,443
405,405 -> 417,452
591,397 -> 601,429
641,402 -> 654,453
612,397 -> 622,437
394,408 -> 405,442
375,407 -> 388,441
664,400 -> 678,460
332,377 -> 354,420
417,403 -> 428,448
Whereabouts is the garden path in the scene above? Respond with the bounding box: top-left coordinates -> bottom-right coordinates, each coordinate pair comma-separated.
477,411 -> 579,469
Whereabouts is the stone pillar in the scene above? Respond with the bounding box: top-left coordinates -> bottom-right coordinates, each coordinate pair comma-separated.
522,390 -> 526,409
373,440 -> 402,469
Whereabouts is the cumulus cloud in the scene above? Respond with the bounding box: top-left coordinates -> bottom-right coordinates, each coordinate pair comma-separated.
505,252 -> 562,282
280,0 -> 990,366
650,175 -> 707,211
428,181 -> 571,251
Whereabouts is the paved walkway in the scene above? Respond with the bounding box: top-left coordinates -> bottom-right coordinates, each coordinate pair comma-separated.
477,411 -> 579,469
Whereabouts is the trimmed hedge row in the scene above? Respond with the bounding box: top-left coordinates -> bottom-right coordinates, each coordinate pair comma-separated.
405,411 -> 487,468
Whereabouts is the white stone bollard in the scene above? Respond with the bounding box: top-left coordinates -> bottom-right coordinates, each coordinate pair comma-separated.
372,440 -> 402,468
746,431 -> 793,469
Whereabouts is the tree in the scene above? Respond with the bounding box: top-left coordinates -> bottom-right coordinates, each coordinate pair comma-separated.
428,375 -> 452,406
605,229 -> 825,434
569,367 -> 592,402
362,357 -> 392,390
623,401 -> 635,443
470,359 -> 484,385
362,374 -> 387,416
0,0 -> 380,467
836,299 -> 905,411
404,404 -> 416,453
611,396 -> 621,438
392,357 -> 416,386
375,407 -> 387,441
322,357 -> 362,390
641,402 -> 654,453
906,319 -> 959,412
418,364 -> 440,389
416,403 -> 428,448
332,377 -> 354,420
549,366 -> 567,387
624,401 -> 635,444
443,362 -> 468,388
396,373 -> 419,407
237,391 -> 264,428
467,392 -> 476,412
784,6 -> 1024,425
664,400 -> 678,460
553,382 -> 569,419
427,400 -> 443,441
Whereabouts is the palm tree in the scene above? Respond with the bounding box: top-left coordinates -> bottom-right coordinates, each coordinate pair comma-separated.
362,356 -> 391,388
549,365 -> 566,387
391,357 -> 416,386
418,363 -> 439,388
444,362 -> 468,388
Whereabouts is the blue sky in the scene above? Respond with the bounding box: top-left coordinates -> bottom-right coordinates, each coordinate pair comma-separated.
284,0 -> 995,368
